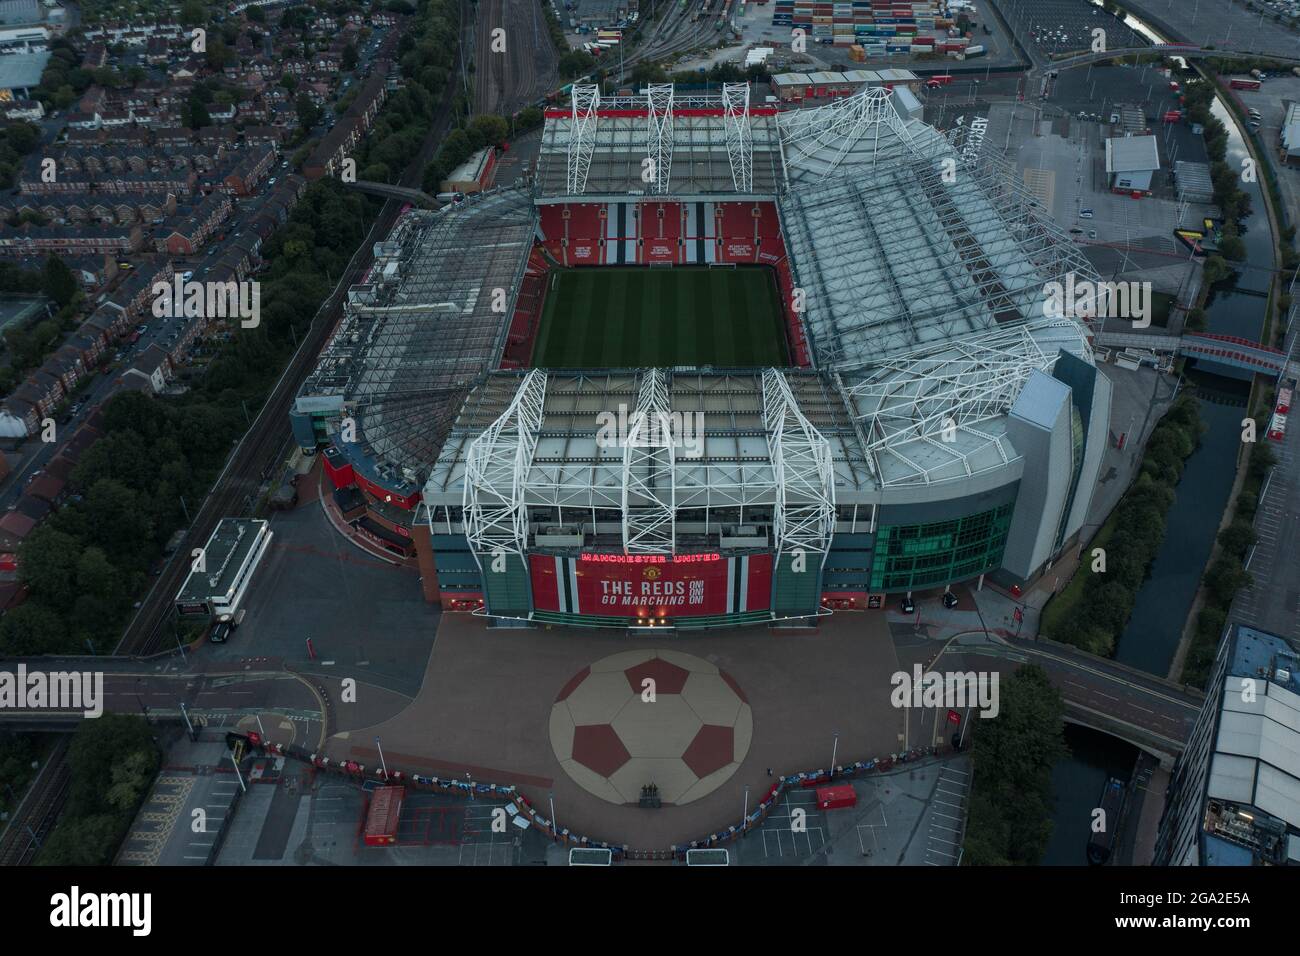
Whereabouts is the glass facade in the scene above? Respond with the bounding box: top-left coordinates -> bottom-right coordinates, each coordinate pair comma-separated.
869,503 -> 1015,591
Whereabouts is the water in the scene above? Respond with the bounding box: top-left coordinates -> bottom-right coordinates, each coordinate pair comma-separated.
1111,379 -> 1248,673
1041,725 -> 1139,866
1045,3 -> 1276,854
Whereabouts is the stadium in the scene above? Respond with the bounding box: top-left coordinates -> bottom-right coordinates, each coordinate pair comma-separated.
292,82 -> 1112,629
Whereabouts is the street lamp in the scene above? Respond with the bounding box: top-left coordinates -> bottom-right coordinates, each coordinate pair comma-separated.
549,791 -> 558,843
830,731 -> 840,778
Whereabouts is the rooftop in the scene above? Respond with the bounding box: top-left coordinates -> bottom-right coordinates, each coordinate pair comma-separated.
295,187 -> 538,494
0,50 -> 51,91
174,518 -> 270,605
1105,134 -> 1160,174
1201,625 -> 1300,866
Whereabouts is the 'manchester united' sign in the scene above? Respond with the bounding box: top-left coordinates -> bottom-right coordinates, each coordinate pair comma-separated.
530,553 -> 772,617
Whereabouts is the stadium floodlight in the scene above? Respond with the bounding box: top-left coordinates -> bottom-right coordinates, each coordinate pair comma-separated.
566,84 -> 601,196
722,82 -> 753,193
646,84 -> 675,195
762,369 -> 835,561
621,368 -> 676,554
462,369 -> 548,561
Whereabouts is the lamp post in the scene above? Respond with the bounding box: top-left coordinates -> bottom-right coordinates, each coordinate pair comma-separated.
375,736 -> 388,780
830,731 -> 839,778
549,791 -> 558,843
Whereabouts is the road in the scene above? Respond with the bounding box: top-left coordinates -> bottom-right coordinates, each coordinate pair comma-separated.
940,630 -> 1202,760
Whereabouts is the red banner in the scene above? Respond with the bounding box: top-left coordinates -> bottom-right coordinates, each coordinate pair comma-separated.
529,553 -> 772,618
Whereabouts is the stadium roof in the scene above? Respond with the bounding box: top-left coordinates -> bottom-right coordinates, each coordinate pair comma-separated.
427,368 -> 847,557
295,186 -> 537,492
305,83 -> 1102,523
779,94 -> 1096,484
536,84 -> 783,198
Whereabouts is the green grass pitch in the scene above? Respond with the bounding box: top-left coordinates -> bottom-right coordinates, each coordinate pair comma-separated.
530,266 -> 790,368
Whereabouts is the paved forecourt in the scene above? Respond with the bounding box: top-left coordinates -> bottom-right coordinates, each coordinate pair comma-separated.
327,612 -> 904,849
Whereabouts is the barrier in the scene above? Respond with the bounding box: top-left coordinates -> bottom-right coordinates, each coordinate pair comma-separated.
261,738 -> 943,863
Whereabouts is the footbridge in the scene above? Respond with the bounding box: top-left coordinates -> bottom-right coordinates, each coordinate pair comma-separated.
1097,330 -> 1300,379
345,180 -> 442,208
1049,44 -> 1300,71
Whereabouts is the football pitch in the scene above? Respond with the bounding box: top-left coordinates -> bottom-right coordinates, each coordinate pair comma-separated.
531,266 -> 789,368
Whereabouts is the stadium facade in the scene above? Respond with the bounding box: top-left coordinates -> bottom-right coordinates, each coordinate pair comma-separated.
292,83 -> 1112,628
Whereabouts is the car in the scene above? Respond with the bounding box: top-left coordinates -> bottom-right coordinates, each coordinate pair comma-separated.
1088,230 -> 1097,239
181,270 -> 193,282
942,591 -> 959,609
1068,227 -> 1084,234
135,324 -> 148,334
901,596 -> 916,614
1079,209 -> 1094,219
209,622 -> 232,644
268,177 -> 277,185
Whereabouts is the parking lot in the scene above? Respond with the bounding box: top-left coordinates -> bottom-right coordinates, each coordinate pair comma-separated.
730,756 -> 974,866
996,0 -> 1146,60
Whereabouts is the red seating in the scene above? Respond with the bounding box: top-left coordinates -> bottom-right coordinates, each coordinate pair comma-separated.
638,201 -> 682,264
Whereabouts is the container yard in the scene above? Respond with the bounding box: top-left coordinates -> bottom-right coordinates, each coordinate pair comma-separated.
771,0 -> 972,53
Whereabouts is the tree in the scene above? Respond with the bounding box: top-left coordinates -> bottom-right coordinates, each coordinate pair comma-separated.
1202,255 -> 1232,285
0,603 -> 68,655
41,255 -> 78,308
1218,235 -> 1246,261
295,93 -> 322,131
179,0 -> 206,26
342,42 -> 359,71
18,527 -> 81,607
963,666 -> 1067,866
558,49 -> 595,79
184,94 -> 211,129
469,113 -> 508,148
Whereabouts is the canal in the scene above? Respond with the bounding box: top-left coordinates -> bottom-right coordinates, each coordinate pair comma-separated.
1046,1 -> 1278,862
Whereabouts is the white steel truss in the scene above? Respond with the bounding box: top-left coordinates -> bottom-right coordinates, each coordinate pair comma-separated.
646,84 -> 675,195
842,324 -> 1088,485
566,84 -> 600,196
462,369 -> 547,560
777,85 -> 920,180
722,82 -> 753,193
621,368 -> 676,554
762,369 -> 836,558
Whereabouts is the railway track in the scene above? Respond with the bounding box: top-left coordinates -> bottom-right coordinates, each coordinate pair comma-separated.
0,736 -> 71,867
613,0 -> 729,80
477,0 -> 560,114
116,7 -> 472,660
